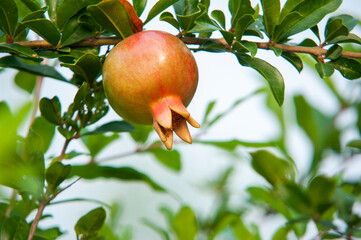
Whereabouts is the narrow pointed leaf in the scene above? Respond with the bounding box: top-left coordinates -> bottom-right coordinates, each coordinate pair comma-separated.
0,0 -> 18,37
133,0 -> 147,17
236,54 -> 284,106
0,56 -> 67,81
144,0 -> 179,24
69,165 -> 165,191
0,43 -> 37,58
82,121 -> 134,135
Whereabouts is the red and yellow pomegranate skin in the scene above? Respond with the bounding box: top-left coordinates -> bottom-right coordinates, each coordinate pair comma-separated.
102,30 -> 200,149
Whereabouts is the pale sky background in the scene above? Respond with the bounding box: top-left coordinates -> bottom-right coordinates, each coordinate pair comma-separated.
0,0 -> 361,239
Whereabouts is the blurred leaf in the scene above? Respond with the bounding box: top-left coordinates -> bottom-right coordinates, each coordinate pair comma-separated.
133,0 -> 147,17
202,100 -> 216,125
248,187 -> 292,219
325,44 -> 342,60
45,161 -> 71,193
34,227 -> 63,239
39,96 -> 62,125
194,139 -> 276,151
87,0 -> 133,39
69,165 -> 165,191
278,183 -> 311,215
236,54 -> 284,106
0,216 -> 29,240
75,207 -> 106,238
272,226 -> 290,240
329,57 -> 361,80
159,11 -> 180,30
130,124 -> 153,144
325,18 -> 349,42
148,148 -> 181,171
0,43 -> 37,58
57,0 -> 100,31
308,175 -> 337,214
235,14 -> 255,40
281,52 -> 303,73
232,219 -> 256,240
142,219 -> 171,240
0,56 -> 67,81
83,121 -> 134,136
278,0 -> 342,41
22,18 -> 61,46
211,10 -> 226,29
260,0 -> 280,40
31,116 -> 55,152
81,133 -> 119,157
228,0 -> 255,29
23,129 -> 45,197
346,140 -> 361,150
315,62 -> 334,78
61,53 -> 101,83
174,206 -> 198,240
209,213 -> 238,239
14,70 -> 36,94
144,0 -> 179,24
0,0 -> 18,37
251,150 -> 294,186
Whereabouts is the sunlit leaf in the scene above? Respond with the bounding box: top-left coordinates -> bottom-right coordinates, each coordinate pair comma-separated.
148,148 -> 181,171
133,0 -> 147,17
159,11 -> 180,30
144,0 -> 179,24
174,206 -> 198,240
211,10 -> 226,29
260,0 -> 280,40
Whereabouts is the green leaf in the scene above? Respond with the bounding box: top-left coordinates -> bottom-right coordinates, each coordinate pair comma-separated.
148,148 -> 181,171
61,53 -> 101,83
233,40 -> 258,57
57,0 -> 100,31
281,52 -> 303,72
202,100 -> 216,125
315,62 -> 334,78
278,182 -> 312,215
144,0 -> 179,24
0,0 -> 18,37
260,0 -> 280,40
45,161 -> 71,193
19,0 -> 41,11
329,57 -> 361,80
251,150 -> 294,186
188,8 -> 221,33
14,70 -> 37,94
278,0 -> 342,40
87,0 -> 133,39
142,219 -> 171,240
133,0 -> 147,17
325,44 -> 342,60
75,207 -> 106,237
174,3 -> 203,32
173,0 -> 199,16
22,18 -> 61,46
194,139 -> 276,151
228,0 -> 255,29
81,133 -> 119,157
270,46 -> 282,56
346,139 -> 361,150
325,18 -> 349,42
14,8 -> 46,38
45,0 -> 61,22
174,206 -> 198,240
83,121 -> 134,136
235,14 -> 255,40
273,12 -> 302,41
59,14 -> 95,47
129,124 -> 153,144
31,116 -> 55,152
0,216 -> 29,240
248,187 -> 292,219
235,54 -> 284,106
69,165 -> 165,191
232,219 -> 256,240
39,96 -> 62,125
330,14 -> 358,31
220,30 -> 234,46
310,25 -> 320,42
0,43 -> 37,58
211,10 -> 226,29
159,12 -> 180,30
329,33 -> 361,45
23,129 -> 45,197
272,226 -> 291,240
308,175 -> 337,214
0,56 -> 67,81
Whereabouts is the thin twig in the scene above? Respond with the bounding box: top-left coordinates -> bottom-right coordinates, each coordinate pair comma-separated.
27,201 -> 47,240
9,36 -> 361,59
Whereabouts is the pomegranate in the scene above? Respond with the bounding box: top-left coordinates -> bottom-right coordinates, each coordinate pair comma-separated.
102,30 -> 199,150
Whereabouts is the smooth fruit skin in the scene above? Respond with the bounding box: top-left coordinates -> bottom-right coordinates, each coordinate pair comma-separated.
102,30 -> 200,149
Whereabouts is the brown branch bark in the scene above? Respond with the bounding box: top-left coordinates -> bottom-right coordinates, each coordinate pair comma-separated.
9,36 -> 361,59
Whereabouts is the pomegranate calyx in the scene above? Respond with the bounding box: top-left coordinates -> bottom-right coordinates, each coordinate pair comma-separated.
151,96 -> 200,150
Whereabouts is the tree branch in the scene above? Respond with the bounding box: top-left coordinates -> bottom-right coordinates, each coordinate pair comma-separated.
10,36 -> 361,59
